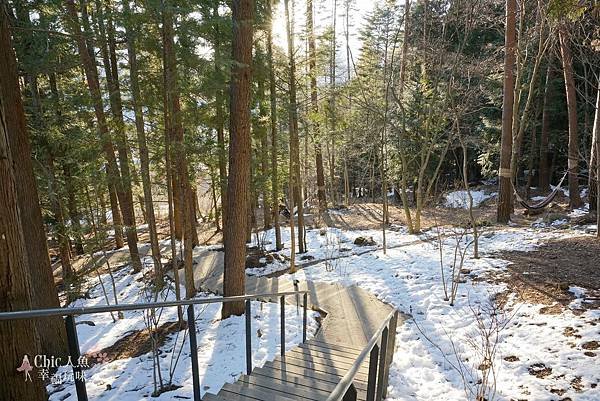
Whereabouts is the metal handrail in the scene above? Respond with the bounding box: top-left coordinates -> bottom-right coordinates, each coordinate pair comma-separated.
325,308 -> 398,401
1,289 -> 310,401
0,290 -> 308,320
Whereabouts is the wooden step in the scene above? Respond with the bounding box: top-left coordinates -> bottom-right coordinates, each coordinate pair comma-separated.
252,367 -> 368,401
220,380 -> 313,401
266,358 -> 369,383
259,362 -> 368,391
284,349 -> 370,374
296,342 -> 363,361
238,373 -> 331,401
310,339 -> 365,354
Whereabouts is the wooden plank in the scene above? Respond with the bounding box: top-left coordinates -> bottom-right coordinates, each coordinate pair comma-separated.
251,367 -> 368,401
291,345 -> 367,365
284,349 -> 370,375
310,339 -> 365,353
260,362 -> 368,391
208,390 -> 255,401
238,374 -> 330,401
297,342 -> 363,360
221,381 -> 313,401
268,357 -> 369,382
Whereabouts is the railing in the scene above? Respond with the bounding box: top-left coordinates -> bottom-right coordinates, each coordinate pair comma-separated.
326,309 -> 399,401
0,290 -> 309,401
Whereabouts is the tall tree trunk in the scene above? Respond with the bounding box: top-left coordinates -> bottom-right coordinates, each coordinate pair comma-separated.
510,11 -> 546,177
213,4 -> 228,234
308,0 -> 327,212
267,0 -> 282,250
0,4 -> 66,359
46,153 -> 73,282
63,164 -> 85,255
0,74 -> 47,401
223,0 -> 254,318
329,0 -> 338,206
107,176 -> 124,246
538,62 -> 553,192
98,0 -> 142,271
497,0 -> 517,223
65,0 -> 142,269
590,78 -> 599,217
284,0 -> 306,254
162,0 -> 196,297
258,69 -> 272,229
124,0 -> 163,284
559,24 -> 582,208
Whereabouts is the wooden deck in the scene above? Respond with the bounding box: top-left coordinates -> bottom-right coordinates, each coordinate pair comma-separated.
182,253 -> 402,401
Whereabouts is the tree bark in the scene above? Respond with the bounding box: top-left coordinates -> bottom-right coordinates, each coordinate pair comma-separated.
497,0 -> 517,223
558,24 -> 582,208
162,0 -> 196,297
308,0 -> 327,212
266,0 -> 282,250
0,3 -> 66,359
123,0 -> 163,285
213,4 -> 228,234
538,62 -> 553,192
223,0 -> 254,318
0,9 -> 47,399
46,153 -> 73,282
284,0 -> 306,254
96,0 -> 142,271
65,0 -> 141,268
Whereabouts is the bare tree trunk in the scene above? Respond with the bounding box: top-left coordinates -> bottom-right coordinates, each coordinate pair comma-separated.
213,4 -> 228,234
510,11 -> 546,177
284,0 -> 306,254
308,0 -> 327,213
124,0 -> 162,285
107,176 -> 124,246
63,164 -> 85,255
46,153 -> 73,282
258,72 -> 272,229
392,0 -> 415,233
267,0 -> 282,250
538,63 -> 553,192
93,0 -> 143,272
66,0 -> 141,269
223,0 -> 254,318
497,0 -> 517,223
0,5 -> 66,359
526,113 -> 538,199
162,0 -> 196,297
559,24 -> 582,209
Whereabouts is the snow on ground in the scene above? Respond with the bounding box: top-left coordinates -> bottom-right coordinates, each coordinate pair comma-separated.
48,260 -> 319,401
444,190 -> 497,209
256,225 -> 599,401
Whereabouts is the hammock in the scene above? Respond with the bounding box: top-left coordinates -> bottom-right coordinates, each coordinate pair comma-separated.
512,171 -> 568,211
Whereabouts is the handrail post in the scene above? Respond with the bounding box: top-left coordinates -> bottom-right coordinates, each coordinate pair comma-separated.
187,305 -> 201,401
302,292 -> 308,343
382,311 -> 398,398
65,315 -> 88,401
245,299 -> 252,374
366,344 -> 379,401
280,295 -> 285,358
375,327 -> 389,401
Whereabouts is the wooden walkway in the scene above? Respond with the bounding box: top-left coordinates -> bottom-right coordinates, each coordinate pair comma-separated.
182,250 -> 402,401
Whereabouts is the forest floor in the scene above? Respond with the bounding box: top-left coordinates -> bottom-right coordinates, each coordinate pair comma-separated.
49,185 -> 600,401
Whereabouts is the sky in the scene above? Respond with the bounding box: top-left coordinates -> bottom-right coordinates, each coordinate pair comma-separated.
271,0 -> 376,71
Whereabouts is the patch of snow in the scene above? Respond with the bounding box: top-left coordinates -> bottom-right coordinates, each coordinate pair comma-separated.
48,261 -> 319,400
267,226 -> 599,400
443,190 -> 497,209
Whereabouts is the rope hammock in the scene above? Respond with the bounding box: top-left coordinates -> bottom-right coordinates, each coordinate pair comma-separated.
512,171 -> 569,211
